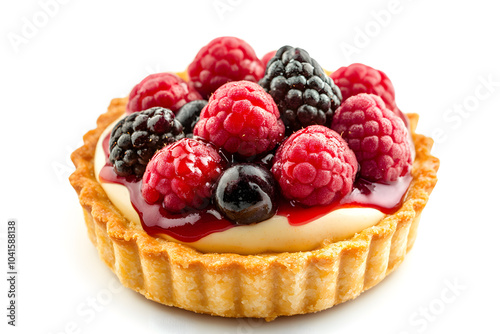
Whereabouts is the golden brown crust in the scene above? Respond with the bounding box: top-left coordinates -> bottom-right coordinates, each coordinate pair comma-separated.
70,98 -> 439,321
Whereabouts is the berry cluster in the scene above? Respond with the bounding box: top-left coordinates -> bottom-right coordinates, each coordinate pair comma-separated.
109,107 -> 184,177
107,37 -> 413,225
259,46 -> 342,134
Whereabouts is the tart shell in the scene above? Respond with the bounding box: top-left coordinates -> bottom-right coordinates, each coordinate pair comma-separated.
70,97 -> 439,321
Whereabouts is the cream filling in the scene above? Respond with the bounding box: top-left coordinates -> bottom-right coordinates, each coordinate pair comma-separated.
95,118 -> 385,254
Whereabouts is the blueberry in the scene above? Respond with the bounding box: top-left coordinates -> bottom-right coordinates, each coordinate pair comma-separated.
215,164 -> 278,225
175,100 -> 208,135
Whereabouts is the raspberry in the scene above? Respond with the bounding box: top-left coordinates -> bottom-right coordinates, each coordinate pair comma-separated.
259,46 -> 342,134
193,81 -> 285,157
271,125 -> 357,207
187,37 -> 265,99
126,72 -> 202,114
141,138 -> 224,213
331,93 -> 412,182
109,107 -> 184,177
329,63 -> 407,123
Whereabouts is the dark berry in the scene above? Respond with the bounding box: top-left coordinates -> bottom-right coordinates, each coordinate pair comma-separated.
259,46 -> 342,134
214,164 -> 278,225
175,100 -> 208,135
109,107 -> 184,177
261,50 -> 276,68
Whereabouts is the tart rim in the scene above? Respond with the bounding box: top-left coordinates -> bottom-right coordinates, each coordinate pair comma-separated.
69,97 -> 439,321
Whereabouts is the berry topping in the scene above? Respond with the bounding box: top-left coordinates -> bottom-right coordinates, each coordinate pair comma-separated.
175,100 -> 208,135
259,46 -> 342,134
329,63 -> 407,123
109,107 -> 184,177
271,125 -> 357,207
331,93 -> 412,182
141,138 -> 224,213
187,37 -> 265,99
193,81 -> 285,157
215,164 -> 278,225
126,72 -> 202,114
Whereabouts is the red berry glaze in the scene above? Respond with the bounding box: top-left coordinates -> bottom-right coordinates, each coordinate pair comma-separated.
193,81 -> 285,157
127,73 -> 202,114
187,37 -> 265,99
329,63 -> 407,123
331,93 -> 412,183
271,125 -> 358,207
141,138 -> 224,213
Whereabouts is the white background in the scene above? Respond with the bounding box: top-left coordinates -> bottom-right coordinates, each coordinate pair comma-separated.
1,0 -> 499,333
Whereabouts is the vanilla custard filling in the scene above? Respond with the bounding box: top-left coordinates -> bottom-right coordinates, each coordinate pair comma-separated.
95,118 -> 386,254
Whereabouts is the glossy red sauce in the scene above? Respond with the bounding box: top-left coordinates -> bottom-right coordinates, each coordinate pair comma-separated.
100,133 -> 412,242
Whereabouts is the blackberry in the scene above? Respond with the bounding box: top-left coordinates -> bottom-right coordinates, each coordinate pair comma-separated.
109,107 -> 184,177
259,46 -> 342,134
175,99 -> 208,135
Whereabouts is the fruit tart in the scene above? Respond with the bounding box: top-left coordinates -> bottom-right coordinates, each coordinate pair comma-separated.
70,37 -> 439,321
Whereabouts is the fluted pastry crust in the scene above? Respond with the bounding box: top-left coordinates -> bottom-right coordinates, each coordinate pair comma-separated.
70,97 -> 439,321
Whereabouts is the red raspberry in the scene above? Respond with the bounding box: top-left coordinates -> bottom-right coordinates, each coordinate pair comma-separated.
127,73 -> 202,114
187,37 -> 265,99
261,50 -> 276,69
271,125 -> 357,207
141,138 -> 223,213
329,63 -> 407,123
193,81 -> 285,157
331,93 -> 412,183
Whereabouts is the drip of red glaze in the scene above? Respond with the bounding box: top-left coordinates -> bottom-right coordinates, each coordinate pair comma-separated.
277,175 -> 412,226
100,133 -> 412,242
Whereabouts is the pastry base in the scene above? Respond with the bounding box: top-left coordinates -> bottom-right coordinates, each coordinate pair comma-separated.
70,97 -> 439,321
